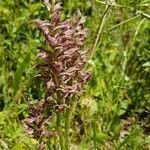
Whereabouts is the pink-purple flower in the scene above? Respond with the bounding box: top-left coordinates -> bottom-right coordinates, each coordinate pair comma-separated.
24,1 -> 91,148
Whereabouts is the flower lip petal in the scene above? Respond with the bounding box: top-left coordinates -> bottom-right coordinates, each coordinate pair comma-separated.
53,2 -> 62,12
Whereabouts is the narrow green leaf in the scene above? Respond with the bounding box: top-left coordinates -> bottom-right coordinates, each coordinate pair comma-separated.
13,54 -> 30,95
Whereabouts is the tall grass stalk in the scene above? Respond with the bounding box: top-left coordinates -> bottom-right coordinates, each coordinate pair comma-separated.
64,108 -> 71,150
64,100 -> 78,150
56,113 -> 65,150
90,5 -> 110,59
108,15 -> 141,31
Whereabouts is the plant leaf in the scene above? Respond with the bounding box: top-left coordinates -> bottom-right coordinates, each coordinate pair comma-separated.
13,54 -> 30,95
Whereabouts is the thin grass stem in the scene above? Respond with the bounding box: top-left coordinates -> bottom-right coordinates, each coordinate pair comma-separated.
108,15 -> 140,31
56,113 -> 65,150
64,101 -> 78,150
96,0 -> 130,8
64,108 -> 71,150
137,11 -> 150,19
90,5 -> 110,59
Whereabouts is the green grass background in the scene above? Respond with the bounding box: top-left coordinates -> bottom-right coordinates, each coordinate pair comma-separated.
0,0 -> 150,149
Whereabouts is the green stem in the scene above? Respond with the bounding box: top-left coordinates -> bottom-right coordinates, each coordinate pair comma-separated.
64,101 -> 78,150
108,15 -> 140,31
96,0 -> 131,9
90,5 -> 110,60
56,113 -> 65,150
64,108 -> 71,150
92,122 -> 97,149
137,10 -> 150,19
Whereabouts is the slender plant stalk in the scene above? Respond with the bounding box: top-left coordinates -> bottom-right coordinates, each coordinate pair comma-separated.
56,113 -> 65,150
64,108 -> 71,150
137,11 -> 150,19
108,15 -> 141,31
64,101 -> 78,150
96,0 -> 131,9
92,121 -> 97,149
96,0 -> 150,20
133,19 -> 145,41
90,5 -> 110,59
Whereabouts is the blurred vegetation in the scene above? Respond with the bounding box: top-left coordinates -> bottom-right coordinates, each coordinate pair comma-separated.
0,0 -> 150,149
